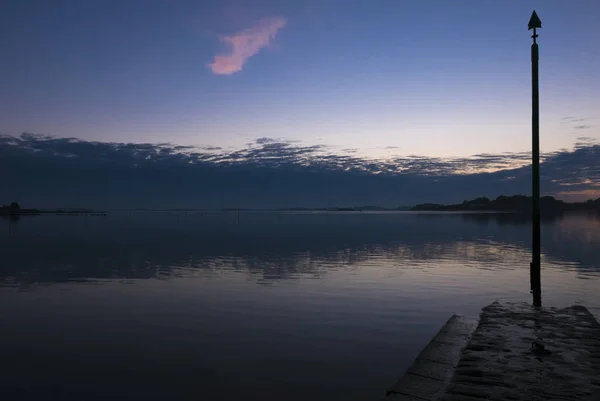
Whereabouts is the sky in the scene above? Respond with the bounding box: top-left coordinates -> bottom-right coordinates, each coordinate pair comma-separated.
1,0 -> 599,207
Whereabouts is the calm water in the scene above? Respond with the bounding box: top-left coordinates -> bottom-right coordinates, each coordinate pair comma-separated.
1,211 -> 599,401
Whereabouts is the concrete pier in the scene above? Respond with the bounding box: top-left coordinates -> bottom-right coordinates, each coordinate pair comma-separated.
382,302 -> 600,401
383,315 -> 478,400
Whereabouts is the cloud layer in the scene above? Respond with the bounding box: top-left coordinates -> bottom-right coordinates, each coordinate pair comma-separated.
0,133 -> 598,209
208,17 -> 286,75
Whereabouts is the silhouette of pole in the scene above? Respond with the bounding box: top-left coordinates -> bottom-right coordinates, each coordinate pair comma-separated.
529,10 -> 542,307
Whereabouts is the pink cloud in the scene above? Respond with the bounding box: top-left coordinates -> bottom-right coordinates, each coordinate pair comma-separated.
208,17 -> 286,75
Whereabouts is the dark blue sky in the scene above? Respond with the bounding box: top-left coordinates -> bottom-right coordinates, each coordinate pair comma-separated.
1,1 -> 599,206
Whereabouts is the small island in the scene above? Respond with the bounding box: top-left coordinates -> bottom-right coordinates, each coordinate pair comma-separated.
0,202 -> 40,216
1,202 -> 106,217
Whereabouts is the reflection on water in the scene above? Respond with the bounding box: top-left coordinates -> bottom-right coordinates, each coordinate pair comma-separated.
1,211 -> 599,401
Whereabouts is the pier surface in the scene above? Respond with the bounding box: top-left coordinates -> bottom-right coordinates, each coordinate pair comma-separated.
383,301 -> 600,401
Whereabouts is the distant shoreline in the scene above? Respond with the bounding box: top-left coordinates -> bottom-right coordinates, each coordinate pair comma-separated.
3,194 -> 599,215
411,195 -> 600,213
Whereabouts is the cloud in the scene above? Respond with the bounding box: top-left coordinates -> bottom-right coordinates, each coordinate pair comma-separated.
208,17 -> 286,75
557,189 -> 600,200
575,125 -> 591,130
1,133 -> 599,209
561,116 -> 588,123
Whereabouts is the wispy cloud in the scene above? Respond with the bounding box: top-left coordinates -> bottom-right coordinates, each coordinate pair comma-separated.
208,17 -> 286,75
561,116 -> 588,124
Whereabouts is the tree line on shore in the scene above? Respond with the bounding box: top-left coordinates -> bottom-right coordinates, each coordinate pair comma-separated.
411,195 -> 600,212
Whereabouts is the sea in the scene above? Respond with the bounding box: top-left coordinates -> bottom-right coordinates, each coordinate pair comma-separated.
1,211 -> 599,401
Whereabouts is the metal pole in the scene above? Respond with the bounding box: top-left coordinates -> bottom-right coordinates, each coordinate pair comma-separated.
529,13 -> 542,307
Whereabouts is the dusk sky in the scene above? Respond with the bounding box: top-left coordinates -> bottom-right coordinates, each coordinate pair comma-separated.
1,0 -> 599,207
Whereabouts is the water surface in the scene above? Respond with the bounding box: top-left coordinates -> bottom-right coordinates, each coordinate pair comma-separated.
1,211 -> 599,401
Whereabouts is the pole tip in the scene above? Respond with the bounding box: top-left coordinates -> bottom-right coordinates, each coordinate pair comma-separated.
528,10 -> 542,30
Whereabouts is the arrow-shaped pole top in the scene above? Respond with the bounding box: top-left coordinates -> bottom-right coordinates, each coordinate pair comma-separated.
528,10 -> 542,30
